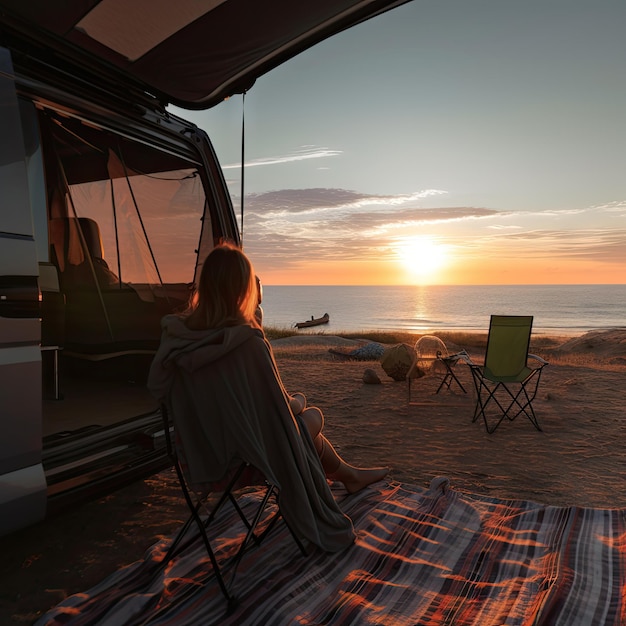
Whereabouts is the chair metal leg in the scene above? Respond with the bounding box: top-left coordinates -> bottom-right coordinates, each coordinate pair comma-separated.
160,403 -> 306,611
471,369 -> 544,433
226,484 -> 276,588
283,520 -> 308,557
159,464 -> 234,606
498,381 -> 543,431
160,478 -> 307,612
160,500 -> 202,565
475,380 -> 509,434
436,369 -> 467,394
436,356 -> 467,394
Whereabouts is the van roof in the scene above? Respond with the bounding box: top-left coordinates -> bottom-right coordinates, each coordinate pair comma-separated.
0,0 -> 409,110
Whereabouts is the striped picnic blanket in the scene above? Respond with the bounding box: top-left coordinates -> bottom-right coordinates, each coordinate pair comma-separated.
37,479 -> 626,625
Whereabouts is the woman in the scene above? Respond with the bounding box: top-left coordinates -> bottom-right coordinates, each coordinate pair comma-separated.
148,242 -> 388,552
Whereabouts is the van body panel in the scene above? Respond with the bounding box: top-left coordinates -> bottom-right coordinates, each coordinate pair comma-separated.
0,48 -> 46,530
0,238 -> 38,277
0,464 -> 47,536
0,347 -> 42,472
0,48 -> 34,236
0,347 -> 45,531
0,315 -> 39,347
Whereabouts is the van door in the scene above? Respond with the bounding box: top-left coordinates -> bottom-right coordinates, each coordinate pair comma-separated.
0,47 -> 47,534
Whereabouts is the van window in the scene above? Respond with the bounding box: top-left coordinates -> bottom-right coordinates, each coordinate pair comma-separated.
40,110 -> 208,291
67,163 -> 204,286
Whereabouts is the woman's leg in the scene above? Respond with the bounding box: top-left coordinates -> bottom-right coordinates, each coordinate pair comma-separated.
289,392 -> 307,416
318,436 -> 389,494
300,405 -> 389,494
299,406 -> 324,453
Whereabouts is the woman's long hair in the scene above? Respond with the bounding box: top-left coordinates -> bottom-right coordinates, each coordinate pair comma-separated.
185,242 -> 260,330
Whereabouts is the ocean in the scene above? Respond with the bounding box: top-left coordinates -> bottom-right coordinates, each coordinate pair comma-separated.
261,284 -> 626,335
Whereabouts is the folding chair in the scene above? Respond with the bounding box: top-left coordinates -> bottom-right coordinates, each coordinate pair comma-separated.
462,316 -> 548,434
435,350 -> 468,394
159,403 -> 307,613
408,335 -> 467,402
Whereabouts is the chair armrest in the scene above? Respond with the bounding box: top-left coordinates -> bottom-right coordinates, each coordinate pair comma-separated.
528,353 -> 549,366
450,350 -> 473,365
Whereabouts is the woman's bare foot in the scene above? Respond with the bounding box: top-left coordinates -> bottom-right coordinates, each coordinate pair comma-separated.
329,464 -> 390,494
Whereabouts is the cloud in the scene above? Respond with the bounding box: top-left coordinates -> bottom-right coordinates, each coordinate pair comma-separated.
332,206 -> 501,231
245,188 -> 447,215
589,200 -> 626,213
241,187 -> 500,266
222,146 -> 342,170
520,229 -> 626,262
239,187 -> 626,275
458,228 -> 626,264
242,188 -> 498,244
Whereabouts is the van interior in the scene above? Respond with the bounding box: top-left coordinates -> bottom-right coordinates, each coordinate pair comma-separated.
37,106 -> 210,501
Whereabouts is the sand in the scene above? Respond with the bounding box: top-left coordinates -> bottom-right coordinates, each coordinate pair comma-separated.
1,329 -> 625,624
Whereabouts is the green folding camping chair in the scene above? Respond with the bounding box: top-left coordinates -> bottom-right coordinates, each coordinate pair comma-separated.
462,315 -> 548,434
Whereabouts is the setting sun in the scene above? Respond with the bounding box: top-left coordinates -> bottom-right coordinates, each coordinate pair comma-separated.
396,236 -> 449,283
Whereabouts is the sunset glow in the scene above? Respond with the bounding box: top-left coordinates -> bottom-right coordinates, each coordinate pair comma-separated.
181,1 -> 626,287
396,237 -> 449,284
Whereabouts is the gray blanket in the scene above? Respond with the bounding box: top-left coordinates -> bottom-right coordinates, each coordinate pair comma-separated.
147,317 -> 355,552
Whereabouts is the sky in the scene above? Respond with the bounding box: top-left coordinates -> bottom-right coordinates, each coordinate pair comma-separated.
172,0 -> 626,286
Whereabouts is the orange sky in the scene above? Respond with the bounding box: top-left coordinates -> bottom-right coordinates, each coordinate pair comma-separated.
252,244 -> 626,286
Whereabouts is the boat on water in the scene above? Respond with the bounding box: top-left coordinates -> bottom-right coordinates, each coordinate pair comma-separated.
294,313 -> 330,329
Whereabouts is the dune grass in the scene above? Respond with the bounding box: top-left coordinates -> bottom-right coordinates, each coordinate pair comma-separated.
263,326 -> 565,351
264,325 -> 619,369
263,325 -> 478,345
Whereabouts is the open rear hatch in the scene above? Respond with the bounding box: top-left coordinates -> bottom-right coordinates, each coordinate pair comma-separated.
0,0 -> 410,110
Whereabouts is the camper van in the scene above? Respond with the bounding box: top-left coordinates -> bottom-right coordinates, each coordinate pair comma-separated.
0,0 -> 408,536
